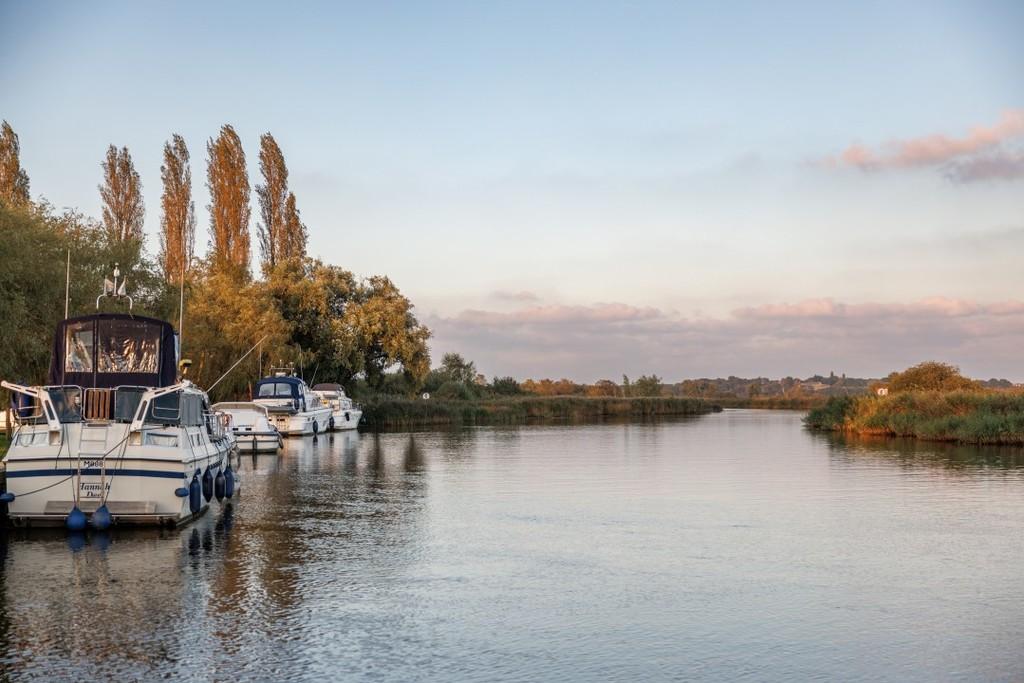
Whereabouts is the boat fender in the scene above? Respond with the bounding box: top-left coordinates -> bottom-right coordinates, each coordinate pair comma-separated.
344,411 -> 350,422
312,420 -> 319,436
214,469 -> 226,501
189,473 -> 202,514
66,505 -> 87,531
202,467 -> 214,502
174,487 -> 189,497
224,465 -> 235,499
91,504 -> 112,531
0,492 -> 14,503
329,417 -> 335,431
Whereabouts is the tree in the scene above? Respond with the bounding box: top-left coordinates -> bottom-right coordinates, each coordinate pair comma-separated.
207,124 -> 250,276
281,191 -> 307,262
344,275 -> 431,389
491,376 -> 522,396
0,121 -> 30,206
887,361 -> 979,393
585,379 -> 619,397
99,145 -> 145,244
440,353 -> 477,385
159,134 -> 196,285
255,133 -> 288,270
632,374 -> 663,397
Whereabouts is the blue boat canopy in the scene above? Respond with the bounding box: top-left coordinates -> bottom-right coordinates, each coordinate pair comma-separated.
49,313 -> 178,389
255,376 -> 305,400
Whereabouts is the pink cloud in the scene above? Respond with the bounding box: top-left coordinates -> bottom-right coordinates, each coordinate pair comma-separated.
427,297 -> 1024,382
830,109 -> 1024,174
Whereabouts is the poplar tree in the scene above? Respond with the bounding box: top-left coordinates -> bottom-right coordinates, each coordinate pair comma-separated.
159,134 -> 196,284
281,191 -> 307,262
206,124 -> 251,275
99,145 -> 145,243
0,121 -> 31,207
255,132 -> 288,269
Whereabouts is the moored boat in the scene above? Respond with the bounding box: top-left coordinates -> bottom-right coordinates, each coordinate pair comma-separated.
1,310 -> 237,528
311,383 -> 362,431
252,372 -> 332,436
212,402 -> 282,452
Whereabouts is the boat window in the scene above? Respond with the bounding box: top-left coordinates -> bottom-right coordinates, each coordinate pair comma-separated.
97,319 -> 160,374
46,386 -> 83,423
147,392 -> 180,425
114,387 -> 146,423
65,321 -> 94,373
257,382 -> 295,398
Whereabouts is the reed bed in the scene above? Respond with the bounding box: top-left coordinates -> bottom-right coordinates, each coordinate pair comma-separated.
360,396 -> 719,430
805,391 -> 1024,445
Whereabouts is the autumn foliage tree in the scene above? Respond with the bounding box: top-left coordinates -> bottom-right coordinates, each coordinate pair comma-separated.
886,362 -> 980,393
0,120 -> 31,206
159,134 -> 196,284
207,124 -> 250,276
99,145 -> 145,244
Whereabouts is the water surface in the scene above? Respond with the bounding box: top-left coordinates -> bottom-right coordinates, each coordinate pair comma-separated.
2,410 -> 1023,681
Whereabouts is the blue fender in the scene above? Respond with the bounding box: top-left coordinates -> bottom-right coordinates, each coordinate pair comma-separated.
188,473 -> 202,514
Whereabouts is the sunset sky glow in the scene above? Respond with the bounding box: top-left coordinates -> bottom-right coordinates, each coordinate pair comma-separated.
2,0 -> 1023,380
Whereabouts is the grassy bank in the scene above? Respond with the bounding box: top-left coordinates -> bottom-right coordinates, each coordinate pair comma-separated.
360,396 -> 720,430
805,391 -> 1024,445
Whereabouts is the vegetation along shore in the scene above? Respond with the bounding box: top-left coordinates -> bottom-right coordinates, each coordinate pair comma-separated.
360,396 -> 719,430
805,362 -> 1024,445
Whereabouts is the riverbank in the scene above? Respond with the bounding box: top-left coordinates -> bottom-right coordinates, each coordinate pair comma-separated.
360,396 -> 720,430
805,391 -> 1024,445
714,396 -> 828,410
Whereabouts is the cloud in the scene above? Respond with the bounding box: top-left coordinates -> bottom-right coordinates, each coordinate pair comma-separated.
489,290 -> 542,303
943,150 -> 1024,184
828,109 -> 1024,180
427,297 -> 1024,382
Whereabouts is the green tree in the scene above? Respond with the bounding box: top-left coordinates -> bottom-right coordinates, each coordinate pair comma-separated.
159,134 -> 196,285
632,374 -> 663,397
0,121 -> 30,207
344,275 -> 431,390
491,376 -> 522,396
207,124 -> 250,277
99,145 -> 145,245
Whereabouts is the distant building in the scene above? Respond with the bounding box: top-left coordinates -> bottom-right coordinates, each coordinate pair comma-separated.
876,387 -> 889,396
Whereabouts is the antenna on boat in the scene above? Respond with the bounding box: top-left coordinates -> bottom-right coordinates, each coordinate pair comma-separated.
96,262 -> 133,310
64,249 -> 70,319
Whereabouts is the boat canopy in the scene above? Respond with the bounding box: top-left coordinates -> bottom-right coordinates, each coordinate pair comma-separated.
255,376 -> 306,400
49,313 -> 177,389
312,383 -> 343,392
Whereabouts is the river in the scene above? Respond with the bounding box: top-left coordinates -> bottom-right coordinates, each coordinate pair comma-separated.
1,410 -> 1022,680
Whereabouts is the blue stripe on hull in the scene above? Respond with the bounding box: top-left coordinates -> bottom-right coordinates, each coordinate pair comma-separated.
6,468 -> 186,479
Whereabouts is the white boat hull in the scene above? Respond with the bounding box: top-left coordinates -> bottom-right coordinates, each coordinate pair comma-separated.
265,407 -> 333,436
3,422 -> 234,527
330,407 -> 362,431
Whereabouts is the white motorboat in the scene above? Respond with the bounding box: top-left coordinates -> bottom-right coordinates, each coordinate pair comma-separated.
311,383 -> 363,431
212,402 -> 282,452
252,373 -> 332,436
1,308 -> 237,528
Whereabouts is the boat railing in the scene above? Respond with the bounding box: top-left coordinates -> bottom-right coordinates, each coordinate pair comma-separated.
205,411 -> 228,441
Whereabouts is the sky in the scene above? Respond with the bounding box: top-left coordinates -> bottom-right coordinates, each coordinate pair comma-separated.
2,1 -> 1023,381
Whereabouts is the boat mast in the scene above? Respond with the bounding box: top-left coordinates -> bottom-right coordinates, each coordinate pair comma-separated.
64,249 -> 70,319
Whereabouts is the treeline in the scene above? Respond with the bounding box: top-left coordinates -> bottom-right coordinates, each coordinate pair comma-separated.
0,120 -> 430,400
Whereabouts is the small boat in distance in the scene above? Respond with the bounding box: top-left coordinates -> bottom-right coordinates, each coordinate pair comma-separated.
212,402 -> 282,453
1,268 -> 236,528
252,370 -> 333,436
312,383 -> 363,431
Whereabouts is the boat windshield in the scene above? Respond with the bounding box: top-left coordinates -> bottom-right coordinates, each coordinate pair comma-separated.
257,382 -> 296,399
